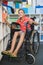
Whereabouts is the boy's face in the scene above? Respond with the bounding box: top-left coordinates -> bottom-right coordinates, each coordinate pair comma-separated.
18,10 -> 25,18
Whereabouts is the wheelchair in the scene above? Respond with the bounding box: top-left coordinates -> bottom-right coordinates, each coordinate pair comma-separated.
8,22 -> 40,64
2,21 -> 40,64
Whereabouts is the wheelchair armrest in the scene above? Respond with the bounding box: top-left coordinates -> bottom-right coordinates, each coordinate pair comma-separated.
31,23 -> 34,30
11,22 -> 20,26
11,22 -> 20,31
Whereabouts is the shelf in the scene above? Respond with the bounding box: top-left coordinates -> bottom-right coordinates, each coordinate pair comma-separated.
41,31 -> 43,34
9,14 -> 18,16
29,14 -> 40,15
9,14 -> 41,16
41,22 -> 43,24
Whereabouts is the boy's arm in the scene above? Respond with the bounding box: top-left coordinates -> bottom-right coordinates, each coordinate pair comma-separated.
5,19 -> 16,29
28,19 -> 39,25
31,20 -> 39,25
5,19 -> 11,28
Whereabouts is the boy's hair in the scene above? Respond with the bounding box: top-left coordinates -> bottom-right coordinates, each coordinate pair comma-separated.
18,9 -> 25,13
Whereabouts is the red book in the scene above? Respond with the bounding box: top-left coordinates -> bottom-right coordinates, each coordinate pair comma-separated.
2,0 -> 8,5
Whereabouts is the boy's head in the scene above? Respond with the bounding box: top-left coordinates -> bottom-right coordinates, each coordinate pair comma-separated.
18,9 -> 25,18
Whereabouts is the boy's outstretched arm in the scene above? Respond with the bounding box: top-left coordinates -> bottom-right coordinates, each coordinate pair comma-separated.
5,19 -> 11,28
5,19 -> 16,29
28,18 -> 39,25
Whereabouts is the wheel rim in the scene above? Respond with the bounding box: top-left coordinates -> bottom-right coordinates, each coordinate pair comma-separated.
26,54 -> 35,64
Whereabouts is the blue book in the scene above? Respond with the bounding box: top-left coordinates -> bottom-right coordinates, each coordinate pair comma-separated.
15,3 -> 20,8
22,0 -> 26,2
7,8 -> 12,14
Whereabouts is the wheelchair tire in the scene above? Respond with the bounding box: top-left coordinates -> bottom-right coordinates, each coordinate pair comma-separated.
26,53 -> 35,64
33,31 -> 40,55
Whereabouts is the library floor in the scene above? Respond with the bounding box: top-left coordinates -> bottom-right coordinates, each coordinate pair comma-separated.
0,43 -> 43,65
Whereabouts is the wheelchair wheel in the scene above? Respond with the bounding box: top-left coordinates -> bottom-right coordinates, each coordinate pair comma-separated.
33,31 -> 40,55
26,53 -> 35,64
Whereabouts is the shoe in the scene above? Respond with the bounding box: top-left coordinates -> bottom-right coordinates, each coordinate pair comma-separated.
10,53 -> 17,58
1,50 -> 11,56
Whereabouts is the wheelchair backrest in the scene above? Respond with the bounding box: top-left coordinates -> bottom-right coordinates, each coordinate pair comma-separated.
30,17 -> 36,31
